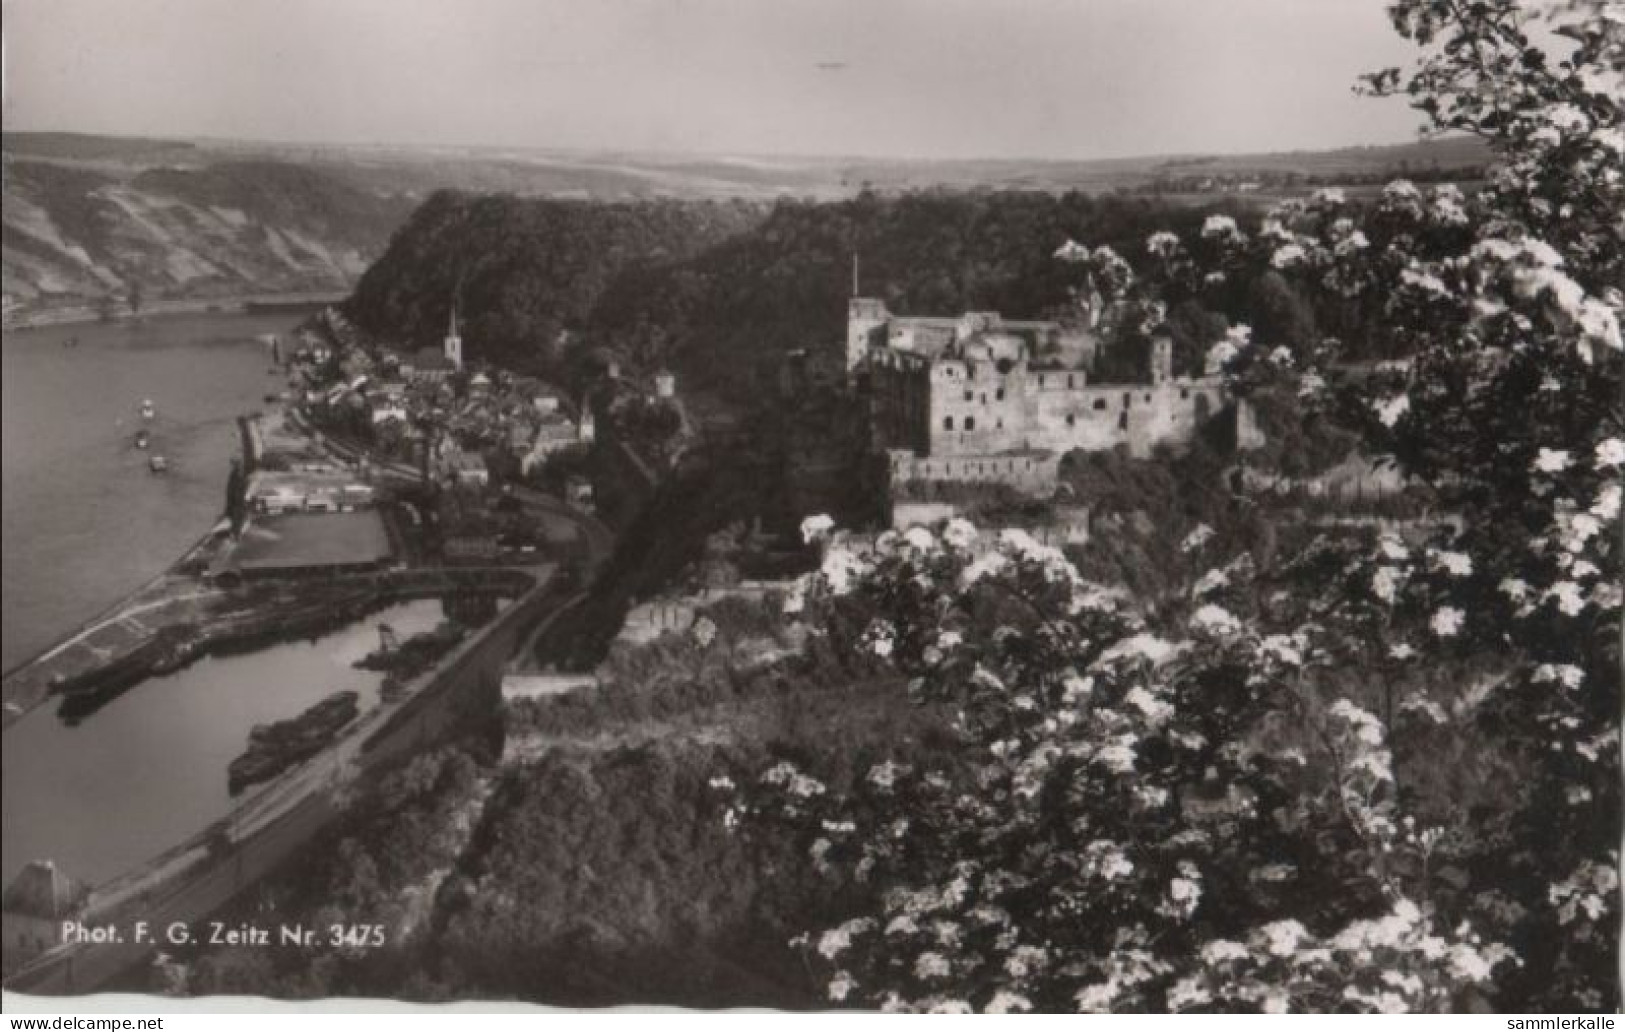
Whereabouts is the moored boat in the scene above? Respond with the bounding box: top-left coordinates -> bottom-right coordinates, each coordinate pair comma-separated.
149,454 -> 169,473
228,690 -> 360,794
134,429 -> 151,449
140,399 -> 156,420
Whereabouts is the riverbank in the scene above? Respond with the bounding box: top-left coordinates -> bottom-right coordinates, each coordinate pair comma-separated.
1,290 -> 346,333
3,386 -> 320,726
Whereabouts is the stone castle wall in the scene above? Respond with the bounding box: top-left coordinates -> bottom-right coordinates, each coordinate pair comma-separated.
851,298 -> 1252,494
887,448 -> 1064,492
875,353 -> 1228,465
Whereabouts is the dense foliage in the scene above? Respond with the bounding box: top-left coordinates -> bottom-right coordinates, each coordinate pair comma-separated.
345,185 -> 1354,399
727,0 -> 1622,1012
343,193 -> 764,373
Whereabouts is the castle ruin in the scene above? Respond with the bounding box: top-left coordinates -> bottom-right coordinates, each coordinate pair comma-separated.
846,297 -> 1246,494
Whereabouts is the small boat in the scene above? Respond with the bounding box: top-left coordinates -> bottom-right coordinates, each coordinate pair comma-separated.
149,455 -> 169,474
140,399 -> 156,420
134,429 -> 151,449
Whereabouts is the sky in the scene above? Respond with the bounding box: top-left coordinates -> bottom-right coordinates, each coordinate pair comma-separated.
1,0 -> 1430,161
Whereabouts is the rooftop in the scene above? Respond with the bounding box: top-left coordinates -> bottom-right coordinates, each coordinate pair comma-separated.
2,860 -> 88,920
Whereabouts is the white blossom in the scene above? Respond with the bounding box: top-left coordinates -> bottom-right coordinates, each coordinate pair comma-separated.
1594,438 -> 1625,468
942,517 -> 978,550
828,971 -> 856,1002
1591,483 -> 1620,521
1431,606 -> 1465,638
1124,686 -> 1175,726
913,952 -> 952,980
1533,448 -> 1572,474
1533,664 -> 1584,690
1373,394 -> 1410,427
800,513 -> 835,544
1190,603 -> 1242,637
1146,230 -> 1181,258
1259,919 -> 1308,957
985,991 -> 1032,1014
1271,243 -> 1308,268
1371,565 -> 1405,604
1430,550 -> 1473,577
1180,523 -> 1216,552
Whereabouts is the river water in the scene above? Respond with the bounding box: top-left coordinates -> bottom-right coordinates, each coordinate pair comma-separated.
2,311 -> 298,671
0,598 -> 448,886
0,310 -> 450,887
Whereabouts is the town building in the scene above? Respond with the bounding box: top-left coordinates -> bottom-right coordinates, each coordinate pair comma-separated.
438,491 -> 500,563
2,860 -> 88,971
447,451 -> 490,487
407,347 -> 456,382
246,471 -> 375,515
519,414 -> 584,475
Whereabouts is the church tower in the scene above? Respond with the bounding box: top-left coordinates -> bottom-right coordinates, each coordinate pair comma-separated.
444,305 -> 464,371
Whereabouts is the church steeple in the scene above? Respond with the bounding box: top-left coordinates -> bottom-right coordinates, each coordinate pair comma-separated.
444,302 -> 464,371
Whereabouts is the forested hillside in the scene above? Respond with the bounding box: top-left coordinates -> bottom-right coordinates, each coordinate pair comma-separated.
344,188 -> 1378,403
342,192 -> 765,371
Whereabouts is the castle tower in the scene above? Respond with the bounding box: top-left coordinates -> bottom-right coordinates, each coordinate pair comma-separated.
847,298 -> 889,372
444,305 -> 464,371
1150,333 -> 1173,385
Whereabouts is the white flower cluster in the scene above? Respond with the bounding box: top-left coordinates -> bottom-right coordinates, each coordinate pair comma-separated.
1548,856 -> 1620,926
1271,243 -> 1308,269
1472,236 -> 1623,361
1184,901 -> 1512,1013
1200,214 -> 1242,241
761,761 -> 826,799
1189,603 -> 1242,638
1146,230 -> 1182,259
1180,523 -> 1216,553
1372,393 -> 1410,428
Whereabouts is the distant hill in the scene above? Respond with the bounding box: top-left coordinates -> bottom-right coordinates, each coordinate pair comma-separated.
2,147 -> 412,325
2,131 -> 1490,326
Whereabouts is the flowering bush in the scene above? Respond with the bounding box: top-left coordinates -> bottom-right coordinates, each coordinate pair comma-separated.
718,0 -> 1620,1012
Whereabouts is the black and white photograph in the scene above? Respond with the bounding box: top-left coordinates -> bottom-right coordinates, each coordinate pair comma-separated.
1,0 -> 1620,1018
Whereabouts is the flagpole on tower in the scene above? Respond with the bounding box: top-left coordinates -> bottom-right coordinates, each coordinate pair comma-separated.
851,252 -> 860,298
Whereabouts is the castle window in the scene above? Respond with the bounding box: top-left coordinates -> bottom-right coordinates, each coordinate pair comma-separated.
1093,399 -> 1107,411
1067,374 -> 1075,388
996,418 -> 1003,429
964,390 -> 973,402
1145,393 -> 1152,402
1038,375 -> 1046,387
1118,413 -> 1129,430
1180,387 -> 1190,399
1122,392 -> 1132,409
1066,414 -> 1075,427
944,416 -> 954,431
965,416 -> 976,431
996,387 -> 1005,401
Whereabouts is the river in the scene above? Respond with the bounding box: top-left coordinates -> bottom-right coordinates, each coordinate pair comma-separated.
1,311 -> 302,671
0,598 -> 449,887
0,307 -> 415,888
